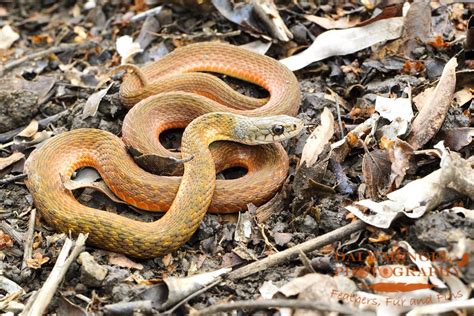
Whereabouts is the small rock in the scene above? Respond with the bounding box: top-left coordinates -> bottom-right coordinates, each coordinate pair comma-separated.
273,232 -> 292,246
300,215 -> 318,233
77,252 -> 108,287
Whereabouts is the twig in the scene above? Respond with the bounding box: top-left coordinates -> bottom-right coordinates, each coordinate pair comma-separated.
0,174 -> 27,186
228,220 -> 366,280
164,279 -> 222,314
334,95 -> 345,139
130,5 -> 163,22
149,30 -> 241,41
23,233 -> 88,316
0,42 -> 96,76
103,300 -> 153,315
0,221 -> 24,245
193,298 -> 374,315
0,109 -> 69,144
21,208 -> 36,270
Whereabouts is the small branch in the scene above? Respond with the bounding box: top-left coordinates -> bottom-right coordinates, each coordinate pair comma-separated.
165,279 -> 222,314
0,174 -> 27,186
0,221 -> 24,246
229,220 -> 366,280
130,5 -> 163,22
0,42 -> 96,76
193,298 -> 374,315
21,208 -> 36,270
23,233 -> 88,316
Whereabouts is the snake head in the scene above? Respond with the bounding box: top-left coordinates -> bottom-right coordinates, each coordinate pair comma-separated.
234,115 -> 304,145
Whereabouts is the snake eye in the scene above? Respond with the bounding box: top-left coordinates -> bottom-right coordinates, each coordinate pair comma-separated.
272,125 -> 284,135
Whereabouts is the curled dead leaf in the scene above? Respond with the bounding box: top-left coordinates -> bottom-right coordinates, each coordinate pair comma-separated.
0,230 -> 14,250
407,57 -> 457,149
26,252 -> 50,269
300,107 -> 334,167
0,152 -> 25,172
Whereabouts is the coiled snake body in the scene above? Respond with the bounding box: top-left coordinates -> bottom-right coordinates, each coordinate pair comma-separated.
25,43 -> 301,258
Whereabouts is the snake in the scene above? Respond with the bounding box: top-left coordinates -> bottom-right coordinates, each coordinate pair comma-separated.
24,42 -> 302,258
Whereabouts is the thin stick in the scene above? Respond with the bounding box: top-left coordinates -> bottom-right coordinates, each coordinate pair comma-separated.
21,208 -> 36,270
165,279 -> 222,314
0,174 -> 26,186
0,42 -> 96,76
228,220 -> 366,280
193,298 -> 374,315
23,233 -> 88,316
0,221 -> 24,246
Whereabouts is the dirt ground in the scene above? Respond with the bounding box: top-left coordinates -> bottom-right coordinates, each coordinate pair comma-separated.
0,1 -> 473,315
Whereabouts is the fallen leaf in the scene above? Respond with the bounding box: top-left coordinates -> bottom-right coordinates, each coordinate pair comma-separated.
399,1 -> 431,57
407,57 -> 457,149
239,40 -> 271,55
439,128 -> 474,151
57,295 -> 87,316
137,15 -> 160,50
16,120 -> 39,139
108,253 -> 144,270
346,142 -> 472,228
362,149 -> 391,199
300,107 -> 334,167
273,232 -> 292,246
61,173 -> 126,205
0,25 -> 19,50
234,212 -> 253,243
0,152 -> 24,172
375,95 -> 413,122
0,230 -> 13,250
387,139 -> 414,189
368,230 -> 393,243
304,15 -> 361,30
253,0 -> 292,41
26,252 -> 50,269
11,130 -> 53,152
82,83 -> 113,119
259,280 -> 279,299
212,0 -> 263,38
32,231 -> 42,250
280,17 -> 404,71
453,88 -> 473,107
412,86 -> 435,111
116,35 -> 142,64
398,241 -> 446,289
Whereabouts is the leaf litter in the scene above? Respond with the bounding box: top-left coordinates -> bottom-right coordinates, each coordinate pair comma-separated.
0,1 -> 472,315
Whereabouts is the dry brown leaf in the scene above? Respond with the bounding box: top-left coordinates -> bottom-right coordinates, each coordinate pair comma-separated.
368,230 -> 394,243
61,173 -> 126,205
32,231 -> 42,250
346,143 -> 472,228
407,57 -> 457,149
254,0 -> 292,42
440,128 -> 474,151
17,120 -> 39,138
0,152 -> 24,171
412,86 -> 435,111
387,139 -> 414,189
362,149 -> 391,199
82,83 -> 113,119
399,0 -> 431,57
108,253 -> 144,270
300,107 -> 334,167
0,230 -> 13,250
26,252 -> 50,269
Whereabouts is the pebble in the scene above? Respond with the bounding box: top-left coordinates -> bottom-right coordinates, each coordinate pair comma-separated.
77,252 -> 108,287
